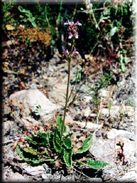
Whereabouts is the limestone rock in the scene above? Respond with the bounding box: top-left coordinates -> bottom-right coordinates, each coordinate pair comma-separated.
89,135 -> 135,175
107,128 -> 133,139
89,137 -> 116,165
3,121 -> 14,135
9,88 -> 59,125
23,165 -> 45,176
49,82 -> 71,107
100,105 -> 135,118
117,170 -> 137,182
9,172 -> 27,181
74,121 -> 102,131
83,107 -> 91,117
99,89 -> 109,97
83,96 -> 92,103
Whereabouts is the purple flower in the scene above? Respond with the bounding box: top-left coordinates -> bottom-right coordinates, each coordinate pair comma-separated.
65,49 -> 69,54
64,20 -> 82,26
74,32 -> 78,39
64,20 -> 74,26
75,21 -> 82,26
65,48 -> 78,56
64,20 -> 81,39
73,48 -> 79,54
68,32 -> 73,39
64,20 -> 70,25
70,20 -> 74,26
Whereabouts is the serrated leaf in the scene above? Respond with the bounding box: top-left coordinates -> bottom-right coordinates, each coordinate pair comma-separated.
57,116 -> 66,135
16,145 -> 43,165
25,136 -> 48,146
53,127 -> 62,154
37,132 -> 51,145
63,149 -> 72,168
84,160 -> 109,169
63,137 -> 72,149
75,134 -> 93,154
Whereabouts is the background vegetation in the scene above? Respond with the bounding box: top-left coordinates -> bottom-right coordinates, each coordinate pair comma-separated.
2,0 -> 135,60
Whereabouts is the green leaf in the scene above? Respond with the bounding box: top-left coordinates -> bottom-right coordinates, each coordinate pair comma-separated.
53,127 -> 62,154
119,59 -> 126,72
25,135 -> 49,146
37,132 -> 51,145
124,56 -> 129,64
25,136 -> 39,144
23,146 -> 40,155
85,160 -> 109,169
63,149 -> 72,168
75,134 -> 93,154
63,137 -> 72,149
16,145 -> 43,165
120,6 -> 124,16
23,146 -> 49,156
57,116 -> 66,135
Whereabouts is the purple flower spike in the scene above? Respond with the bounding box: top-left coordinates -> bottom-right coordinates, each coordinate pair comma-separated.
75,21 -> 82,26
74,32 -> 78,39
68,32 -> 73,39
64,19 -> 81,40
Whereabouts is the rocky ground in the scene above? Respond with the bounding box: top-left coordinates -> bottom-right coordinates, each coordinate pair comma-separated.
2,39 -> 137,182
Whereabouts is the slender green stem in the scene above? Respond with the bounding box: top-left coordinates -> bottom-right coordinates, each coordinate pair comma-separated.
61,39 -> 74,137
61,58 -> 71,137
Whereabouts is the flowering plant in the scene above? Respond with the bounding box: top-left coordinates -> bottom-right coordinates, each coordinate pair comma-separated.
16,19 -> 109,176
61,20 -> 82,135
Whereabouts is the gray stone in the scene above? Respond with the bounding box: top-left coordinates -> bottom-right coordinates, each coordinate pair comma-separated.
50,173 -> 61,182
117,170 -> 137,182
100,105 -> 135,118
102,165 -> 120,181
89,137 -> 116,165
3,121 -> 14,135
107,128 -> 133,139
22,164 -> 45,176
49,82 -> 71,107
75,121 -> 102,131
85,177 -> 102,182
41,173 -> 52,181
83,96 -> 93,103
99,89 -> 109,97
60,174 -> 75,182
9,88 -> 59,125
9,172 -> 28,181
